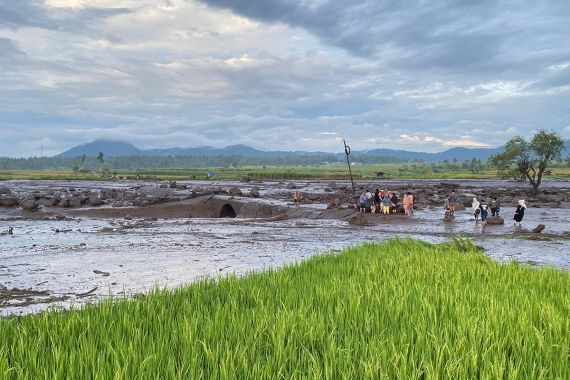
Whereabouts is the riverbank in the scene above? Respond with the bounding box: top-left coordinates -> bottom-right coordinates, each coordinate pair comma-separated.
1,239 -> 569,378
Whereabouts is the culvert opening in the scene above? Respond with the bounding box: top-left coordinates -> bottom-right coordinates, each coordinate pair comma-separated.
219,204 -> 237,218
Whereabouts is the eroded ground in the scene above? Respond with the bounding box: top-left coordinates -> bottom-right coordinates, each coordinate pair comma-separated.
1,179 -> 569,316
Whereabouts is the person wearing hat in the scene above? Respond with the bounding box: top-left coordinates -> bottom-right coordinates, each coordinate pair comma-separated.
514,200 -> 527,226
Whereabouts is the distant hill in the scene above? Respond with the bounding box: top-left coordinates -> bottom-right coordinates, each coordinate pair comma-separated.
58,140 -> 143,157
59,141 -> 331,158
58,139 -> 569,162
351,146 -> 504,162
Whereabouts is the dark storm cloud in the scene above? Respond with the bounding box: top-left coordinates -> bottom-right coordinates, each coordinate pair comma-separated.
198,0 -> 570,75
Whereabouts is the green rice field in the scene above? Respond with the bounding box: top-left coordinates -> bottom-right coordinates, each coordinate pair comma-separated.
1,165 -> 570,181
1,238 -> 569,379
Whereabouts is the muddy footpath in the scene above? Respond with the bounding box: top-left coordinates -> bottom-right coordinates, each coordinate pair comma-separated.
1,179 -> 569,316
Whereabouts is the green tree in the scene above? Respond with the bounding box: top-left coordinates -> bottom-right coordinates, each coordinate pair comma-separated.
490,130 -> 564,194
97,152 -> 105,168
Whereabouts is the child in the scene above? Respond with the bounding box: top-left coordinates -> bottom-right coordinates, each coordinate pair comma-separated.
381,191 -> 392,214
294,191 -> 302,205
444,196 -> 450,217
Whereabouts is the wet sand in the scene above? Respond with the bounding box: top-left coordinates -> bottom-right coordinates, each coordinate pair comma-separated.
1,179 -> 569,316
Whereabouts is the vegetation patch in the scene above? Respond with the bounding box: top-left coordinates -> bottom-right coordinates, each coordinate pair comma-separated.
1,238 -> 569,378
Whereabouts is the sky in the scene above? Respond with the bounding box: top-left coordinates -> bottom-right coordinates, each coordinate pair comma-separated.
1,0 -> 569,157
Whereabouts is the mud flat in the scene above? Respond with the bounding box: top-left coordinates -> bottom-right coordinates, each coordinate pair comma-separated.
1,179 -> 569,315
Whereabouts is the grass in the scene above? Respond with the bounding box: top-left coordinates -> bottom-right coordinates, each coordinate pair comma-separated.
2,165 -> 570,181
1,238 -> 569,379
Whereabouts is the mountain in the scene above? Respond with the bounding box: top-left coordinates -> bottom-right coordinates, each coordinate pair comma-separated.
59,141 -> 333,158
58,140 -> 142,157
352,147 -> 503,162
58,139 -> 569,162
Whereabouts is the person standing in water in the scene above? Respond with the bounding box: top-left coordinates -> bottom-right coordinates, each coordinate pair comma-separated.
390,192 -> 399,213
444,196 -> 450,217
490,196 -> 501,217
514,200 -> 526,226
358,190 -> 367,213
407,192 -> 414,215
479,199 -> 489,225
381,191 -> 392,214
403,193 -> 411,215
448,190 -> 458,216
472,197 -> 481,222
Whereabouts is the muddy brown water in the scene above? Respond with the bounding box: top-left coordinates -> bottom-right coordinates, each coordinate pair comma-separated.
1,179 -> 569,316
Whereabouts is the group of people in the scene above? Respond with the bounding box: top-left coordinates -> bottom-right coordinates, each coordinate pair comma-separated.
470,196 -> 527,226
359,189 -> 414,216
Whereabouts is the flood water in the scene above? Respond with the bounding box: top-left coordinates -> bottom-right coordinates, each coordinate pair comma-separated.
1,179 -> 569,316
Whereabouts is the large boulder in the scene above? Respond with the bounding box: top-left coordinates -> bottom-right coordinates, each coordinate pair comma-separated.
88,195 -> 103,207
286,183 -> 297,189
348,213 -> 367,226
228,187 -> 243,196
0,186 -> 11,195
327,198 -> 342,209
58,198 -> 70,208
486,216 -> 504,225
20,199 -> 39,212
68,197 -> 82,208
1,195 -> 18,207
249,187 -> 260,198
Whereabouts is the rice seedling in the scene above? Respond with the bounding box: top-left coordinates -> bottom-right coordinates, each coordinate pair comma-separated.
1,238 -> 569,379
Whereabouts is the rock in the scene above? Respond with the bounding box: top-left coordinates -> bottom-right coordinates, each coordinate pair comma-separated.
68,197 -> 82,208
20,199 -> 39,212
0,186 -> 11,195
249,188 -> 260,198
327,198 -> 342,209
286,183 -> 297,189
1,195 -> 19,207
58,198 -> 70,208
486,216 -> 504,225
348,213 -> 367,226
228,187 -> 243,196
93,270 -> 110,277
169,181 -> 177,189
88,195 -> 103,207
305,193 -> 321,201
532,224 -> 545,233
41,197 -> 59,207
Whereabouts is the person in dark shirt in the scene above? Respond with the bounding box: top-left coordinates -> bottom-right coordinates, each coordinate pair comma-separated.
448,190 -> 458,216
514,200 -> 526,226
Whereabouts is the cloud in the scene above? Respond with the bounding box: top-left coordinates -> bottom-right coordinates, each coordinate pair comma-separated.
0,0 -> 569,157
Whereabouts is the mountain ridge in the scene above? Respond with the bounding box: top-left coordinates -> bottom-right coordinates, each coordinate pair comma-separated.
57,139 -> 569,162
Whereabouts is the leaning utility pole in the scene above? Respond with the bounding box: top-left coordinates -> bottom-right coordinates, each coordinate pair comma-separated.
343,139 -> 356,196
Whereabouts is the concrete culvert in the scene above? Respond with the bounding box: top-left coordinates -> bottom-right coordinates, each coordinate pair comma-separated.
219,204 -> 237,218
